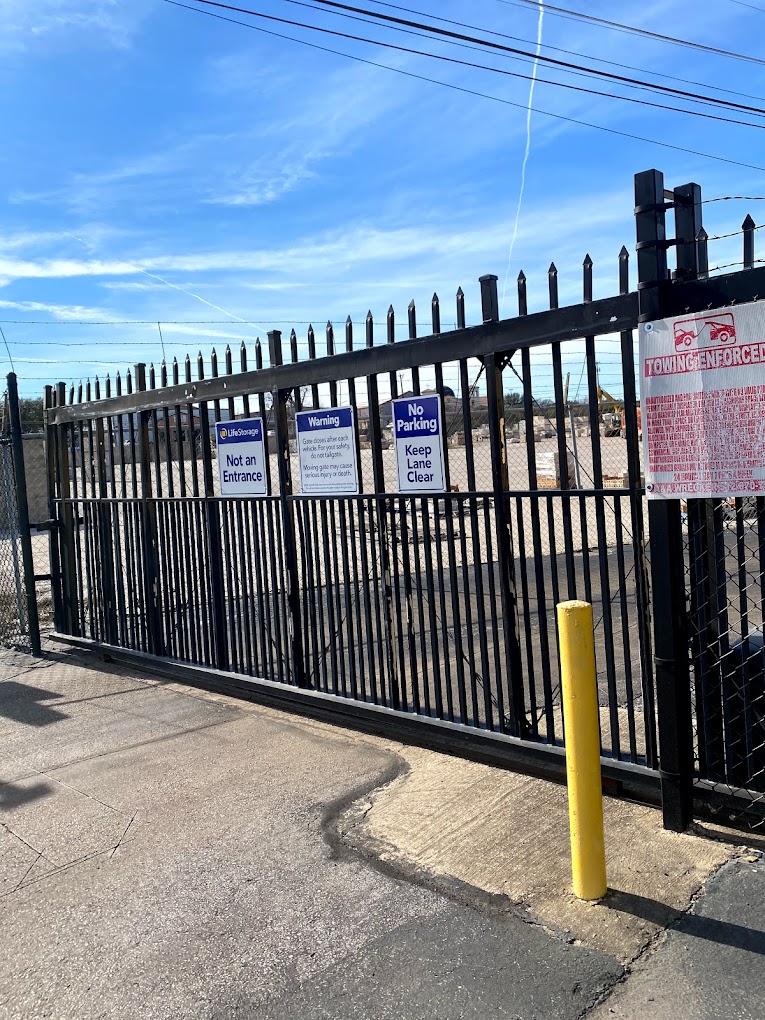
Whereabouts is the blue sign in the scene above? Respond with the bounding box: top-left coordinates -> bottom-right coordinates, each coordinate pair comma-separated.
215,416 -> 268,496
296,407 -> 354,433
392,395 -> 446,492
216,419 -> 263,444
296,407 -> 359,494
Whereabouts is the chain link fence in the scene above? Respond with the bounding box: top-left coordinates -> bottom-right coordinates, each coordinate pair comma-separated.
0,436 -> 30,646
686,497 -> 765,831
0,381 -> 45,653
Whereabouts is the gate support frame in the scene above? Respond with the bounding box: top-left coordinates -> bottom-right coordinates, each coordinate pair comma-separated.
635,169 -> 694,831
269,329 -> 307,689
481,275 -> 526,736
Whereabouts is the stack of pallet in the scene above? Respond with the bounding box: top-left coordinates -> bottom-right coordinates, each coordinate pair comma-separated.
536,451 -> 578,489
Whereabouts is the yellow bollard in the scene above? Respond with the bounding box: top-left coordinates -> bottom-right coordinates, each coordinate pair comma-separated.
557,599 -> 607,901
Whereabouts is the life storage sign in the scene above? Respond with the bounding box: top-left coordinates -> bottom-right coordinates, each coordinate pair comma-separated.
215,417 -> 268,496
392,395 -> 446,493
640,301 -> 765,498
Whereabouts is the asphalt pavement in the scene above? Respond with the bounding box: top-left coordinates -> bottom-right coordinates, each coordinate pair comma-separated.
0,645 -> 762,1019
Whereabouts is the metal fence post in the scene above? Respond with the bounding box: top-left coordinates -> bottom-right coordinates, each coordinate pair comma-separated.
269,330 -> 307,688
481,274 -> 526,736
635,168 -> 694,831
55,381 -> 79,636
197,368 -> 229,672
7,374 -> 41,655
135,365 -> 163,656
93,398 -> 118,646
43,385 -> 63,634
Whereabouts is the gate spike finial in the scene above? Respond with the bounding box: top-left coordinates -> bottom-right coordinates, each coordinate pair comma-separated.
255,338 -> 263,371
455,287 -> 465,329
326,320 -> 334,357
583,254 -> 593,303
307,325 -> 316,360
408,299 -> 417,339
115,372 -> 121,396
387,305 -> 395,345
431,292 -> 441,335
618,245 -> 630,294
366,310 -> 374,348
743,214 -> 756,269
696,228 -> 709,281
94,377 -> 100,400
105,374 -> 111,398
548,262 -> 559,309
517,270 -> 528,317
346,315 -> 353,353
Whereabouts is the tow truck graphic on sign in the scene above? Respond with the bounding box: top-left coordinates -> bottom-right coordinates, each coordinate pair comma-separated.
673,312 -> 737,351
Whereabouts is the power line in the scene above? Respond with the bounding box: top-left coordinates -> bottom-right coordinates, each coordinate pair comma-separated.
277,0 -> 765,127
194,0 -> 765,119
164,1 -> 765,172
495,0 -> 765,66
351,0 -> 765,105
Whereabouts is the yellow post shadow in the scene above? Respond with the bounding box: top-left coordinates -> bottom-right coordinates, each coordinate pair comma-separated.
557,600 -> 607,901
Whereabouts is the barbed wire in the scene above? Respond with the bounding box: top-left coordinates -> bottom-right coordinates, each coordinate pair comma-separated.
704,223 -> 764,241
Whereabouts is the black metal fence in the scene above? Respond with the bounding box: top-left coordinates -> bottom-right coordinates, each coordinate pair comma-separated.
40,168 -> 765,832
43,255 -> 657,797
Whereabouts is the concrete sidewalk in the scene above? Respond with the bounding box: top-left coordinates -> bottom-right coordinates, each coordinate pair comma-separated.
0,647 -> 762,1019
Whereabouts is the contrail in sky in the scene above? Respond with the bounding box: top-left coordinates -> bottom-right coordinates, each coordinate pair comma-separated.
64,232 -> 268,333
501,0 -> 544,315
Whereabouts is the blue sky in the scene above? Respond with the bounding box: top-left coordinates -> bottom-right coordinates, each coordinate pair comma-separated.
0,0 -> 764,401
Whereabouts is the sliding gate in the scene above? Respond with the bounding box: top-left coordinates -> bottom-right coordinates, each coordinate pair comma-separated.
43,167 -> 765,828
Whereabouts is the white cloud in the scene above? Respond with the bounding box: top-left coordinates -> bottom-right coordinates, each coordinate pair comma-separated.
0,0 -> 144,53
0,187 -> 632,292
0,298 -> 113,319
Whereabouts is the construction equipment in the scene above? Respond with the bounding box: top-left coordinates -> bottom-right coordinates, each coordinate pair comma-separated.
597,380 -> 622,437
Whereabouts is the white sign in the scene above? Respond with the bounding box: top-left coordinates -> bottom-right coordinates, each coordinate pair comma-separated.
640,301 -> 765,498
296,407 -> 359,495
215,417 -> 268,496
392,394 -> 446,493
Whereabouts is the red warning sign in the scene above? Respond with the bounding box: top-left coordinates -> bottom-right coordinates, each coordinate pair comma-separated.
641,302 -> 765,499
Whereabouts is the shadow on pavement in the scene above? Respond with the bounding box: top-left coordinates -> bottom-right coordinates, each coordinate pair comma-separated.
607,888 -> 765,955
0,681 -> 68,726
0,779 -> 53,811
